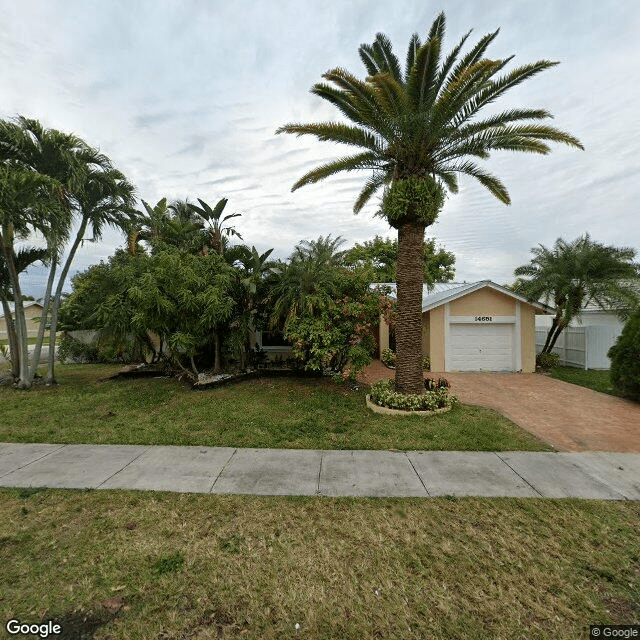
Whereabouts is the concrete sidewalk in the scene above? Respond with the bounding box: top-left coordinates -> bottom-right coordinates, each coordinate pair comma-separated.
0,443 -> 639,500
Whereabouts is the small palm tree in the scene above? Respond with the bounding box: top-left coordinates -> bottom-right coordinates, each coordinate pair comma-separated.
277,12 -> 583,393
515,234 -> 640,354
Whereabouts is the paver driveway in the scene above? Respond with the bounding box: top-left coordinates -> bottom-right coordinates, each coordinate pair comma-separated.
360,361 -> 640,453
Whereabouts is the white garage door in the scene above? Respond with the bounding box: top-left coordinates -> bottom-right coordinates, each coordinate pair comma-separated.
448,323 -> 514,371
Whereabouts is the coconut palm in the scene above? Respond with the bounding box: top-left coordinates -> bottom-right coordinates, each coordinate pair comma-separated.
515,234 -> 640,354
277,12 -> 583,393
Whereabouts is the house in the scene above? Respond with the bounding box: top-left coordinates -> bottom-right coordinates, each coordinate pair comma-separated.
0,301 -> 44,340
377,281 -> 554,373
535,300 -> 625,370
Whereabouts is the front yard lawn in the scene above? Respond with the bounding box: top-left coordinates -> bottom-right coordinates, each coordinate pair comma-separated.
0,364 -> 551,451
548,366 -> 621,397
1,489 -> 638,639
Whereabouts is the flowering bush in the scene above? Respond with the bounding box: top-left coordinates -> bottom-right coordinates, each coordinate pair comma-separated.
369,379 -> 458,411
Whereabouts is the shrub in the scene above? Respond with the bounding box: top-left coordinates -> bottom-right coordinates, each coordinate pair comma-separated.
369,379 -> 458,412
608,309 -> 640,401
424,377 -> 449,390
381,348 -> 396,367
58,333 -> 101,364
536,352 -> 560,370
382,348 -> 430,371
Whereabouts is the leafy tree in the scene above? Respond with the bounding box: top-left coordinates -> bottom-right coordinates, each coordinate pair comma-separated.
269,237 -> 388,377
344,235 -> 455,284
514,234 -> 640,354
608,309 -> 640,401
277,12 -> 582,393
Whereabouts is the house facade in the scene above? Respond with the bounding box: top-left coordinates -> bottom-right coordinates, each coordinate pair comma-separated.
378,281 -> 553,373
0,301 -> 44,340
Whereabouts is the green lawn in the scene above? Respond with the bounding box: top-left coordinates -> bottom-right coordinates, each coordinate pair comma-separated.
0,336 -> 48,346
548,366 -> 622,397
1,489 -> 638,639
0,363 -> 551,451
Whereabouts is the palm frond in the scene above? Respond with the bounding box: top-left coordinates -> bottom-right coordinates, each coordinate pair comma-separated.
291,152 -> 381,191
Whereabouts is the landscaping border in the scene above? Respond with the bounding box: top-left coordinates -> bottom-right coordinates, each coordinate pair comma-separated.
365,394 -> 453,417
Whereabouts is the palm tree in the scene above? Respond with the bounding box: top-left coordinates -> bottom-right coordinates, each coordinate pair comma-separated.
514,234 -> 640,354
45,164 -> 136,384
277,12 -> 583,393
291,234 -> 348,267
188,197 -> 242,255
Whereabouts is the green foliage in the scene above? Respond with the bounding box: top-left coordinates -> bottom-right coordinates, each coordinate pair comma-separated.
382,348 -> 429,370
381,176 -> 446,228
536,352 -> 560,370
344,235 -> 455,284
151,551 -> 185,576
608,309 -> 640,401
381,348 -> 396,367
58,334 -> 101,364
369,379 -> 458,411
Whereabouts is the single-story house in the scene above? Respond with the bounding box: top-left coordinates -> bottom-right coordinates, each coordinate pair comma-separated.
376,281 -> 554,373
0,301 -> 44,340
535,300 -> 625,370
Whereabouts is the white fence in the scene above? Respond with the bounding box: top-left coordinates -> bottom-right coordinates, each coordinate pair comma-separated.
535,325 -> 620,369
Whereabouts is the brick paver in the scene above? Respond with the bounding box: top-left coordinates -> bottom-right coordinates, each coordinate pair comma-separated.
360,361 -> 640,453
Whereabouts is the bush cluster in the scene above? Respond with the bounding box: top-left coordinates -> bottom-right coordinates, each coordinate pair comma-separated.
57,334 -> 101,364
369,379 -> 458,412
608,309 -> 640,401
536,352 -> 560,370
381,348 -> 430,371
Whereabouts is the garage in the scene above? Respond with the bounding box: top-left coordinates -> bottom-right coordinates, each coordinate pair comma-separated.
448,323 -> 515,371
378,280 -> 554,373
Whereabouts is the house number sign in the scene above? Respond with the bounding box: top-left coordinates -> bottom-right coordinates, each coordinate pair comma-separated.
474,316 -> 493,322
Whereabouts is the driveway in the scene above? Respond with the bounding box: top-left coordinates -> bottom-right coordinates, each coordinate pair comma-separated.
360,361 -> 640,453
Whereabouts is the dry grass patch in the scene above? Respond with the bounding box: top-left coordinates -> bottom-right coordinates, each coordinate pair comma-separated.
1,489 -> 638,639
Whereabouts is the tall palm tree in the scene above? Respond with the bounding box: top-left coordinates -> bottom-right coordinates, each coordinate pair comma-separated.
277,12 -> 583,393
515,234 -> 640,354
45,164 -> 136,384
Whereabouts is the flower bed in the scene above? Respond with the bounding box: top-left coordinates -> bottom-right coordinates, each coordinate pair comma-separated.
367,379 -> 458,413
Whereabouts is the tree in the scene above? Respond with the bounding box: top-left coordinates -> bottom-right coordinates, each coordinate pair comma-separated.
188,197 -> 242,255
514,234 -> 640,355
46,164 -> 136,384
344,235 -> 455,284
277,13 -> 582,393
269,237 -> 386,376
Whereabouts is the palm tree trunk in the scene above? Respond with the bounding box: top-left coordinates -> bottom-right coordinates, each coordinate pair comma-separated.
546,320 -> 566,352
46,218 -> 88,385
29,242 -> 57,379
541,315 -> 560,354
1,297 -> 20,380
1,226 -> 30,389
395,221 -> 426,394
213,332 -> 221,373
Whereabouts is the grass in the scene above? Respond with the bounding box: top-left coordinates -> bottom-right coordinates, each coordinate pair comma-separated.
0,336 -> 49,346
1,489 -> 638,639
0,363 -> 550,451
548,366 -> 622,397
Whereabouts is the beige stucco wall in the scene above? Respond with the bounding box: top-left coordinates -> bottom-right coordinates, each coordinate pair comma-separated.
379,314 -> 390,353
429,306 -> 445,372
449,287 -> 516,316
422,313 -> 430,356
0,304 -> 44,339
520,303 -> 537,373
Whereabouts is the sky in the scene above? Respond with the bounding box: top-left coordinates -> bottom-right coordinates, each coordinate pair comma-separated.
1,0 -> 639,297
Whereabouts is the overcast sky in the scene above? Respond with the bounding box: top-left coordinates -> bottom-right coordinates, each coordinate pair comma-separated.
2,0 -> 638,297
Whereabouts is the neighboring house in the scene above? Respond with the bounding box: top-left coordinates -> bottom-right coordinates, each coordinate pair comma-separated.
0,301 -> 44,340
535,300 -> 626,370
376,281 -> 554,373
253,330 -> 292,362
